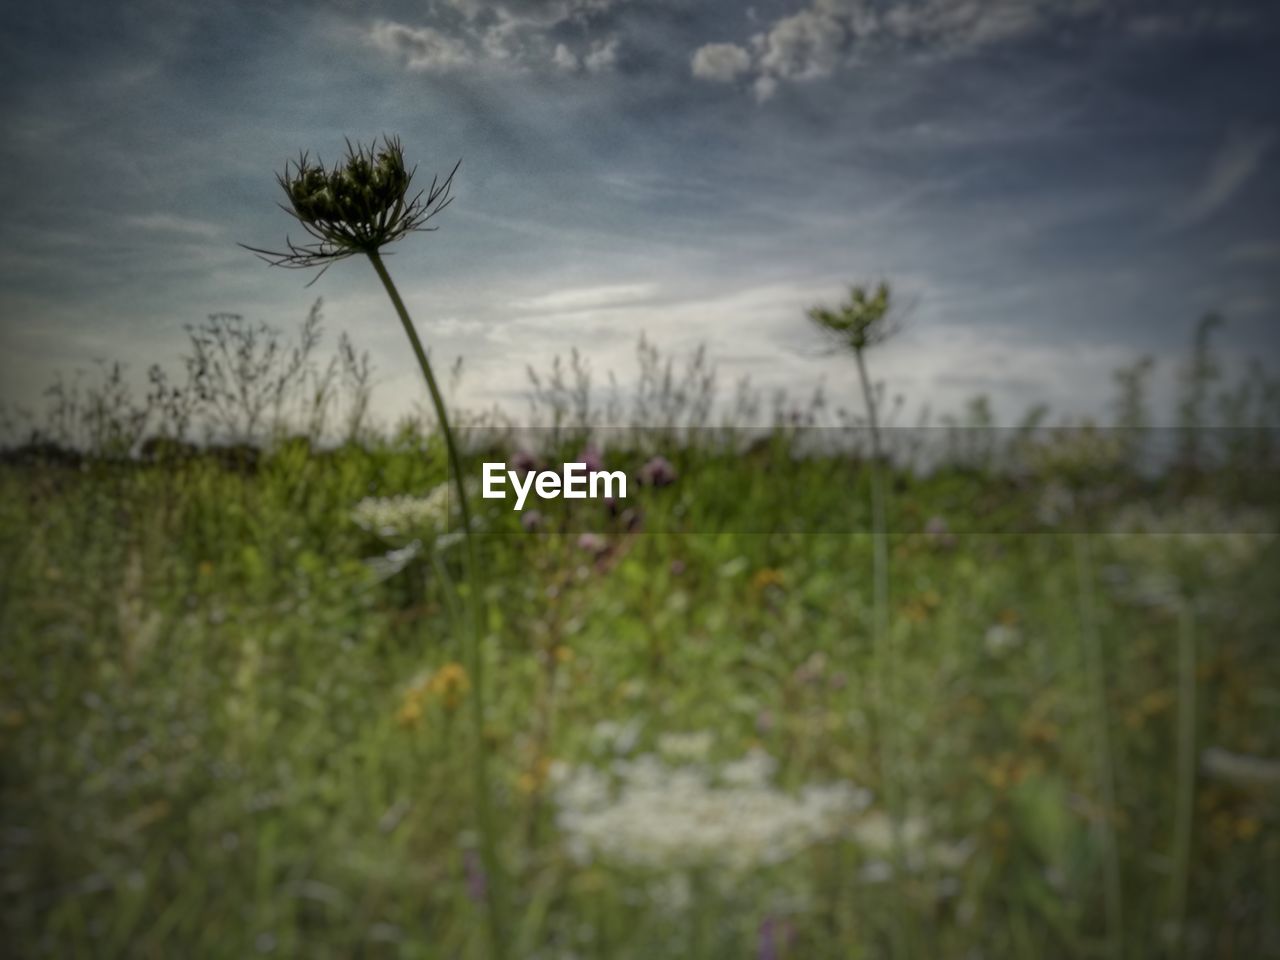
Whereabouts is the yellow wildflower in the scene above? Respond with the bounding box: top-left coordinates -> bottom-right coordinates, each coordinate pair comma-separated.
752,568 -> 786,592
429,662 -> 470,711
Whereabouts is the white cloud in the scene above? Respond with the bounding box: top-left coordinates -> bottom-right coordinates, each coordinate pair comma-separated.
368,3 -> 621,76
692,0 -> 1243,102
511,283 -> 656,314
124,213 -> 223,239
552,42 -> 579,71
754,75 -> 780,102
691,42 -> 752,83
369,20 -> 473,72
755,8 -> 847,81
584,37 -> 619,72
1170,127 -> 1277,229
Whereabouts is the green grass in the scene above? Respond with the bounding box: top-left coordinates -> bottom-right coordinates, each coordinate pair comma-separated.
2,433 -> 1278,958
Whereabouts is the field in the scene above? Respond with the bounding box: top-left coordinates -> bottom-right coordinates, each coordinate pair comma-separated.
2,318 -> 1278,959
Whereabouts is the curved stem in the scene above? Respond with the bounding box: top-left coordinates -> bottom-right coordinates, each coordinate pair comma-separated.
367,249 -> 509,959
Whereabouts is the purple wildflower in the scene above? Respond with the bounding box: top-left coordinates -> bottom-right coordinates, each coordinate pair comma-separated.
463,849 -> 487,903
575,444 -> 605,475
638,455 -> 677,487
510,449 -> 539,477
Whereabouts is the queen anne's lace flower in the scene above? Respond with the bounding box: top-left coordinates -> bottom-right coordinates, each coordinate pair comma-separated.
549,743 -> 870,873
352,484 -> 454,538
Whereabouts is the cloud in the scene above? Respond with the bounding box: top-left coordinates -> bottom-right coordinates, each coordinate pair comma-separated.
367,2 -> 621,76
691,42 -> 752,82
1170,127 -> 1277,229
1222,241 -> 1280,264
583,37 -> 619,72
369,20 -> 473,71
754,7 -> 848,82
510,283 -> 656,314
552,42 -> 579,70
124,213 -> 223,239
691,0 -> 1259,101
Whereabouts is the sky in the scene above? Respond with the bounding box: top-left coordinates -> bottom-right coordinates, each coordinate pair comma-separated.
2,0 -> 1278,431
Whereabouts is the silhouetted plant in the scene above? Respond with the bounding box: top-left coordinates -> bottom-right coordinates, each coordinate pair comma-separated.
242,136 -> 457,284
805,282 -> 906,952
244,136 -> 508,958
183,304 -> 322,442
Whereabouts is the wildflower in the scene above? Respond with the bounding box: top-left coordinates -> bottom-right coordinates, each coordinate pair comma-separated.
806,282 -> 896,352
984,623 -> 1022,656
576,445 -> 605,475
637,455 -> 677,487
521,510 -> 544,533
251,136 -> 509,959
549,744 -> 869,872
396,685 -> 428,728
396,662 -> 471,725
353,484 -> 454,538
657,731 -> 714,763
751,568 -> 786,592
431,662 -> 471,711
516,757 -> 552,796
576,532 -> 608,555
510,448 -> 539,476
463,848 -> 488,903
758,915 -> 796,960
589,719 -> 641,755
850,810 -> 970,877
242,136 -> 457,279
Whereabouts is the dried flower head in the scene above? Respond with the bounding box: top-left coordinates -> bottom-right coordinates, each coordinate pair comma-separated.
243,136 -> 459,281
807,282 -> 897,352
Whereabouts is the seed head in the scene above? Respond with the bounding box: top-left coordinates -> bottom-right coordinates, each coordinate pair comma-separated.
807,282 -> 897,352
243,135 -> 459,282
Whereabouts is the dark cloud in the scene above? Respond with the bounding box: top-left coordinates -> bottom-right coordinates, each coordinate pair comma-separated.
2,0 -> 1278,423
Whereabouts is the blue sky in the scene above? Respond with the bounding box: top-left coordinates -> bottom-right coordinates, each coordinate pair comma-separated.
2,0 -> 1278,428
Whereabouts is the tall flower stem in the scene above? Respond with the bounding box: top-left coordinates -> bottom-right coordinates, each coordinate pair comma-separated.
367,249 -> 509,958
854,347 -> 908,955
1169,596 -> 1197,953
1073,534 -> 1124,960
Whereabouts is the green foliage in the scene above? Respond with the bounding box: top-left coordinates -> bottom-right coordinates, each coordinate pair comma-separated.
2,309 -> 1279,958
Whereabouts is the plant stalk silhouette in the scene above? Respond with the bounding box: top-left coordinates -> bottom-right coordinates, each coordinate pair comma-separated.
244,136 -> 509,957
807,283 -> 909,953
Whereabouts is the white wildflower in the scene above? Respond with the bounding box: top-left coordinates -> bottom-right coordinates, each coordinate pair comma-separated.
590,719 -> 642,756
657,731 -> 714,763
850,810 -> 972,876
983,623 -> 1022,656
352,484 -> 454,538
719,748 -> 777,787
550,745 -> 870,873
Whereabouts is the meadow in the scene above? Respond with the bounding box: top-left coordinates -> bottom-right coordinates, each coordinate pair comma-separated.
2,307 -> 1278,959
